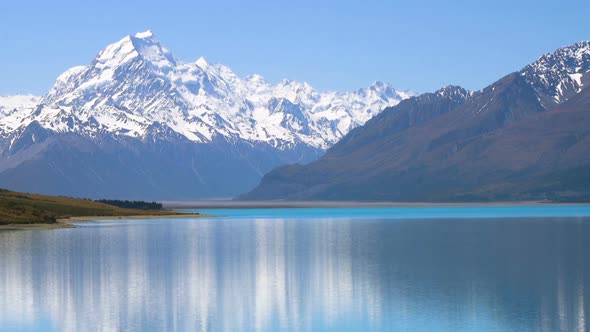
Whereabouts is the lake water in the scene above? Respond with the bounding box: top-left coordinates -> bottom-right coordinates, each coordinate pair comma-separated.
1,206 -> 590,331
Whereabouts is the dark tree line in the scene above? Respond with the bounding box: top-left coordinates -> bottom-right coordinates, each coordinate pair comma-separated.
96,199 -> 163,210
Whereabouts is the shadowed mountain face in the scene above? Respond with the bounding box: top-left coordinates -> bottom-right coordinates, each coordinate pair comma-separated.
241,42 -> 590,202
0,132 -> 323,200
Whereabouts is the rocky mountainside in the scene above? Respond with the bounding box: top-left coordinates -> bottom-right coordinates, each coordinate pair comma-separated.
521,41 -> 589,108
0,31 -> 413,199
242,41 -> 590,202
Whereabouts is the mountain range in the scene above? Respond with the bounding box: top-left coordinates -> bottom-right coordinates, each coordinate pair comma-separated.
242,41 -> 590,202
0,31 -> 413,199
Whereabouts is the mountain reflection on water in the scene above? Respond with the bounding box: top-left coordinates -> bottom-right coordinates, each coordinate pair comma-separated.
0,214 -> 588,331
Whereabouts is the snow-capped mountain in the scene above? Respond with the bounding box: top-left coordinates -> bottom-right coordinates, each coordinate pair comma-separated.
435,85 -> 474,102
242,41 -> 590,202
0,31 -> 413,199
0,95 -> 40,111
521,41 -> 590,108
0,95 -> 41,133
6,30 -> 412,150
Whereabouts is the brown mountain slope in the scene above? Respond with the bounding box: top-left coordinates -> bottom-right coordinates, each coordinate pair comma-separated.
241,78 -> 590,202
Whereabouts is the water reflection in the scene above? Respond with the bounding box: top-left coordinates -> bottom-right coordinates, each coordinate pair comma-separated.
0,217 -> 588,331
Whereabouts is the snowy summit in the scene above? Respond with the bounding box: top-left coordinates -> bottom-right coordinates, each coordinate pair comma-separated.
2,30 -> 414,150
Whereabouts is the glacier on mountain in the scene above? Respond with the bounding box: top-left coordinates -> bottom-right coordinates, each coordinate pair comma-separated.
2,31 -> 414,151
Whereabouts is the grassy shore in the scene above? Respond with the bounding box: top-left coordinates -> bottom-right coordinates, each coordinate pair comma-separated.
0,189 -> 204,230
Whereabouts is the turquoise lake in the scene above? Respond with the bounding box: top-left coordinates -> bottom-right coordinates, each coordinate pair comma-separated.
1,205 -> 590,331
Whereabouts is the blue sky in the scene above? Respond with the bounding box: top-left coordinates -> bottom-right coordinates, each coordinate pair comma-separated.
1,0 -> 588,95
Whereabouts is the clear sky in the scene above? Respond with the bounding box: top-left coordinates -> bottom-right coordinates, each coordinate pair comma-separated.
1,0 -> 588,95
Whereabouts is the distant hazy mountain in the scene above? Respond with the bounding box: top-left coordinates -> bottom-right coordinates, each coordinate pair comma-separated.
242,41 -> 590,202
0,31 -> 413,199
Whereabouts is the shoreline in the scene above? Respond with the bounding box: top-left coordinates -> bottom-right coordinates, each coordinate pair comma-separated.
0,222 -> 76,231
59,213 -> 208,223
3,201 -> 590,230
163,200 -> 590,209
0,213 -> 208,231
